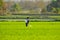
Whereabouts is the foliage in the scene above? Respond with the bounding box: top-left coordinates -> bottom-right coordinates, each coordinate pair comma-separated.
0,0 -> 3,9
13,3 -> 22,11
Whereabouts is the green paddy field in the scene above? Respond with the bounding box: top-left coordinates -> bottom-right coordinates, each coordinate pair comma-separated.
0,22 -> 60,40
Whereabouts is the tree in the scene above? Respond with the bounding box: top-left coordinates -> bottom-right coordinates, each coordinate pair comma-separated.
52,0 -> 57,2
52,0 -> 59,14
48,0 -> 60,13
16,3 -> 22,11
0,0 -> 3,9
13,3 -> 22,12
0,0 -> 3,15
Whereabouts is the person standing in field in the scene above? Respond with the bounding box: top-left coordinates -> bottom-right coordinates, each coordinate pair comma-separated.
25,17 -> 29,27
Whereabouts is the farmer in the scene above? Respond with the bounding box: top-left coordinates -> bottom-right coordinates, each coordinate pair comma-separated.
25,17 -> 29,27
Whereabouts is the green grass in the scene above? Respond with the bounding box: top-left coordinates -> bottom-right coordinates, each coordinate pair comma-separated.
0,22 -> 60,40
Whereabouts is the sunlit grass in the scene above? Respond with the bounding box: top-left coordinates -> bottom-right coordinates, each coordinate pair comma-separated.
0,22 -> 60,40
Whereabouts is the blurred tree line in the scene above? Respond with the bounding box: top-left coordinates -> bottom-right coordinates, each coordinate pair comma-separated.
0,0 -> 3,7
47,0 -> 60,14
0,0 -> 4,15
13,3 -> 22,11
